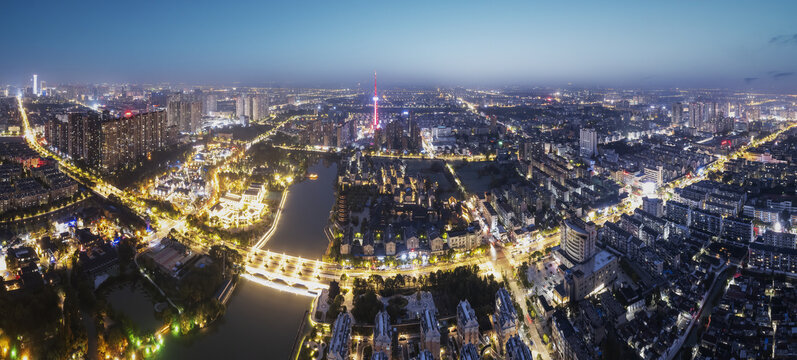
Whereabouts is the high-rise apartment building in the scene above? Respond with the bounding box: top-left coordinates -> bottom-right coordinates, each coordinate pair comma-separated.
204,93 -> 218,114
561,218 -> 597,264
235,95 -> 246,118
149,91 -> 170,108
100,111 -> 170,170
689,102 -> 719,132
250,95 -> 269,121
45,112 -> 102,166
671,102 -> 684,125
689,102 -> 704,129
579,128 -> 597,158
46,111 -> 171,172
167,95 -> 202,133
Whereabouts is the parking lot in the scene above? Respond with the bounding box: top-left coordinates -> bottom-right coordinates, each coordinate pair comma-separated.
525,256 -> 564,302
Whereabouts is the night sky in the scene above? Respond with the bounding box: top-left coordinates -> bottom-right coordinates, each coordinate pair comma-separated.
2,0 -> 797,90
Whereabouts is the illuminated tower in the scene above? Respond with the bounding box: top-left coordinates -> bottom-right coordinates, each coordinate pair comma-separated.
373,72 -> 379,130
32,74 -> 38,96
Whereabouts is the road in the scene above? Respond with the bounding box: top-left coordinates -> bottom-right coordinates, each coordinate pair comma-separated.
494,244 -> 552,359
20,96 -> 797,357
272,144 -> 494,162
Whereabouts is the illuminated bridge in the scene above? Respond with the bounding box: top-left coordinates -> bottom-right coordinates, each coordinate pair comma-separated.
243,249 -> 338,297
242,247 -> 498,297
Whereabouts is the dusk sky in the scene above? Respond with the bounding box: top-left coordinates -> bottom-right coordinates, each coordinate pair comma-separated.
3,0 -> 797,90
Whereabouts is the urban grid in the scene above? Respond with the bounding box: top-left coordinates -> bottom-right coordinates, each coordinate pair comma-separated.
1,1 -> 797,360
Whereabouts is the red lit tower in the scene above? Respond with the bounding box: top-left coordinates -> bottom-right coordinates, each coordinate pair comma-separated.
373,72 -> 379,130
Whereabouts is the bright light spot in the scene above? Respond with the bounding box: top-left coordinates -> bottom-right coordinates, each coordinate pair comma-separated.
642,181 -> 656,196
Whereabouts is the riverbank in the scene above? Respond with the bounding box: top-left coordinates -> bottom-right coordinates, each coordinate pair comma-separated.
258,160 -> 337,258
159,158 -> 339,358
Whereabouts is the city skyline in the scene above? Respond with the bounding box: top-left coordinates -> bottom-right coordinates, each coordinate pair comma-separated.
2,0 -> 797,91
2,2 -> 797,360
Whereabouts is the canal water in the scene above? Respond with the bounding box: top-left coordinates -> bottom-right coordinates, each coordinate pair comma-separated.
159,159 -> 337,359
261,159 -> 337,258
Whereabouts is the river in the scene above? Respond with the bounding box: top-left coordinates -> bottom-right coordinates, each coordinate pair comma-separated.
262,158 -> 337,258
159,159 -> 337,359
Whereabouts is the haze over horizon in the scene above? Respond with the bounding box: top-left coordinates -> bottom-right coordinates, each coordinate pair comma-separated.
3,0 -> 797,91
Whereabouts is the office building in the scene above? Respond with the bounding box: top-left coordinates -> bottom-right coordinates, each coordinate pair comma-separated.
643,165 -> 664,188
32,74 -> 38,96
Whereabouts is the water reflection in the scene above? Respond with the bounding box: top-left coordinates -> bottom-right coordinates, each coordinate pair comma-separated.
159,159 -> 336,359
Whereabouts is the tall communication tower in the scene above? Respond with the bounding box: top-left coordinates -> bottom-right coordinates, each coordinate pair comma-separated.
373,72 -> 379,130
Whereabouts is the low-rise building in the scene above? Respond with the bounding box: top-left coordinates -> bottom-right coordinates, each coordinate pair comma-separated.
762,230 -> 796,249
456,300 -> 479,345
552,311 -> 593,360
492,287 -> 518,349
505,335 -> 533,360
420,309 -> 440,358
418,350 -> 434,360
327,312 -> 352,360
721,216 -> 753,243
749,242 -> 797,274
373,311 -> 392,356
460,343 -> 481,360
